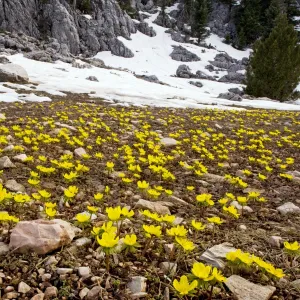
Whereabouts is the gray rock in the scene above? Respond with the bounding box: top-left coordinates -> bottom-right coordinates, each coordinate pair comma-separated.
87,58 -> 105,68
9,219 -> 76,254
137,75 -> 159,83
160,137 -> 178,147
86,76 -> 99,82
3,145 -> 14,152
228,88 -> 244,96
13,154 -> 28,162
218,92 -> 242,102
135,199 -> 170,215
24,51 -> 52,62
170,45 -> 200,62
209,53 -> 237,69
0,64 -> 29,83
196,70 -> 215,81
171,31 -> 185,43
18,281 -> 31,294
200,243 -> 236,269
136,22 -> 156,37
0,156 -> 16,169
189,81 -> 203,88
5,292 -> 19,299
225,275 -> 276,300
74,147 -> 87,158
228,63 -> 245,73
202,173 -> 225,183
5,179 -> 26,193
205,64 -> 214,72
30,294 -> 45,300
277,202 -> 300,215
79,288 -> 90,299
78,266 -> 90,277
176,64 -> 195,78
0,56 -> 10,64
291,279 -> 300,290
57,268 -> 73,275
153,11 -> 175,28
219,72 -> 246,84
72,60 -> 92,69
86,286 -> 101,300
159,262 -> 177,276
231,201 -> 253,213
45,256 -> 58,266
269,236 -> 282,248
108,38 -> 134,58
44,286 -> 58,298
74,237 -> 92,247
128,276 -> 147,297
0,242 -> 9,255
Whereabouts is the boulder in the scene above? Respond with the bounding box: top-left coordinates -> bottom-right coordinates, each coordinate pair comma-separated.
12,154 -> 28,162
0,156 -> 16,169
170,31 -> 185,43
136,22 -> 156,37
219,72 -> 245,84
196,70 -> 216,81
0,64 -> 29,83
24,51 -> 52,62
200,242 -> 236,269
225,275 -> 276,300
277,202 -> 300,215
86,76 -> 99,82
218,92 -> 242,102
170,45 -> 200,62
137,75 -> 159,83
176,64 -> 195,78
160,137 -> 178,147
0,56 -> 10,64
5,179 -> 26,193
136,199 -> 170,215
153,11 -> 175,28
9,219 -> 76,254
74,147 -> 87,158
228,87 -> 244,96
189,81 -> 203,88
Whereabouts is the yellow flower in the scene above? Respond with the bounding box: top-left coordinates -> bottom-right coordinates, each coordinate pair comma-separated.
76,213 -> 91,223
87,206 -> 99,213
207,216 -> 224,225
284,241 -> 299,252
106,206 -> 122,221
106,161 -> 114,171
102,221 -> 117,234
167,225 -> 188,237
45,202 -> 56,208
258,173 -> 267,181
191,220 -> 206,231
94,193 -> 104,201
205,267 -> 226,283
122,177 -> 133,184
143,224 -> 162,238
63,171 -> 78,181
223,205 -> 240,219
237,196 -> 248,205
28,178 -> 40,186
141,210 -> 162,222
225,193 -> 235,200
38,190 -> 51,199
64,186 -> 78,198
121,207 -> 134,218
173,275 -> 198,296
137,180 -> 149,189
191,262 -> 211,280
218,198 -> 229,205
186,186 -> 195,191
161,214 -> 175,224
175,237 -> 195,252
247,191 -> 260,199
45,207 -> 56,218
97,232 -> 119,249
124,234 -> 137,246
14,194 -> 31,203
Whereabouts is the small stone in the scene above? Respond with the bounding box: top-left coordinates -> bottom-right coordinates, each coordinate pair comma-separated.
5,179 -> 25,193
170,196 -> 190,207
41,274 -> 51,282
164,244 -> 175,256
13,154 -> 28,162
74,147 -> 87,158
160,137 -> 178,147
5,286 -> 15,293
31,294 -> 45,300
44,286 -> 58,298
5,292 -> 19,299
3,145 -> 14,152
231,201 -> 253,213
86,286 -> 101,300
200,243 -> 236,269
159,262 -> 177,276
239,225 -> 247,231
0,156 -> 16,169
74,237 -> 92,247
57,268 -> 73,275
45,256 -> 58,266
277,202 -> 300,215
18,281 -> 31,293
38,268 -> 45,275
225,275 -> 276,300
135,199 -> 170,215
164,287 -> 170,300
54,122 -> 77,131
79,287 -> 90,299
202,173 -> 225,183
173,217 -> 184,225
128,276 -> 147,295
78,266 -> 90,277
269,236 -> 282,248
291,279 -> 300,290
0,242 -> 9,255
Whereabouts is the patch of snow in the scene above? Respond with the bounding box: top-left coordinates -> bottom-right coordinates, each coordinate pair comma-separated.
83,14 -> 92,20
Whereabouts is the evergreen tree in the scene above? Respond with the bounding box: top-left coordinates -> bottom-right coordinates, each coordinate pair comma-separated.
192,0 -> 209,42
246,14 -> 300,101
264,0 -> 285,36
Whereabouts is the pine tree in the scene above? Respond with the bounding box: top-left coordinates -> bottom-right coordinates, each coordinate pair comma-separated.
264,0 -> 285,36
192,0 -> 209,43
246,14 -> 300,101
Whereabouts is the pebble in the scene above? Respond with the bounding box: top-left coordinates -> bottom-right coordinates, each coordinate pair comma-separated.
78,266 -> 90,277
269,236 -> 282,248
44,286 -> 58,298
18,281 -> 31,293
79,287 -> 90,299
56,268 -> 73,275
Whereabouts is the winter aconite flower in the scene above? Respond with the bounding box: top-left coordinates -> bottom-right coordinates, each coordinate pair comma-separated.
173,275 -> 198,296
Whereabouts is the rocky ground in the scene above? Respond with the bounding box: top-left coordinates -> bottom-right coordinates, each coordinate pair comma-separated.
0,99 -> 300,300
